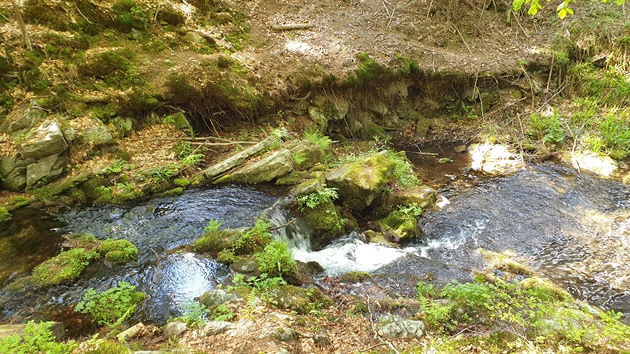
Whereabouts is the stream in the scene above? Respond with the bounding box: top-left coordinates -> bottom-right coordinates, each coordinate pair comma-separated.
1,161 -> 629,329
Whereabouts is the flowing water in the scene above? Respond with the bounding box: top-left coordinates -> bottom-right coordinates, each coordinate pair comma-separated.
1,161 -> 629,329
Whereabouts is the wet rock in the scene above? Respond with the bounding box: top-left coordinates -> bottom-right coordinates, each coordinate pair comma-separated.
377,316 -> 424,338
163,321 -> 187,338
199,289 -> 238,308
202,321 -> 232,336
217,149 -> 293,184
291,178 -> 323,196
0,154 -> 26,191
363,230 -> 397,248
326,151 -> 397,212
118,322 -> 146,341
230,258 -> 258,274
378,210 -> 419,241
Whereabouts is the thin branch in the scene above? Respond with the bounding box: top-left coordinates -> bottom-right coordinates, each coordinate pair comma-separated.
451,23 -> 473,55
272,23 -> 314,31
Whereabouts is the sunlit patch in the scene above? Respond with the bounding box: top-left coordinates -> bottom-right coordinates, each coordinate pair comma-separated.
567,151 -> 617,177
469,143 -> 523,175
285,40 -> 311,53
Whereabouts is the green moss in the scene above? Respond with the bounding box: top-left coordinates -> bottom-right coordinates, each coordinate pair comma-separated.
112,0 -> 148,32
191,229 -> 240,254
297,196 -> 344,250
0,207 -> 11,223
63,233 -> 100,251
520,277 -> 571,302
10,196 -> 33,208
337,271 -> 373,284
265,285 -> 333,314
78,48 -> 141,88
378,210 -> 418,241
173,177 -> 191,187
97,239 -> 139,263
31,248 -> 99,286
79,338 -> 130,353
344,52 -> 393,87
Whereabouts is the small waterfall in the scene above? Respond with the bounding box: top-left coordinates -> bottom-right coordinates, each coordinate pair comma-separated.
268,203 -> 417,276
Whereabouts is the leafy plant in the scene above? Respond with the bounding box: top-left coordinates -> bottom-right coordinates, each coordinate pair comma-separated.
0,321 -> 77,354
255,241 -> 296,278
303,130 -> 333,150
0,207 -> 11,223
177,300 -> 208,328
387,151 -> 421,188
204,219 -> 223,233
398,203 -> 423,217
530,110 -> 565,144
297,187 -> 338,211
233,218 -> 273,254
75,282 -> 146,327
210,303 -> 235,321
231,273 -> 287,291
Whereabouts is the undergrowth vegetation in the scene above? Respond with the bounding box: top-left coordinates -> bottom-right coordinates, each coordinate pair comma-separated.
75,281 -> 145,327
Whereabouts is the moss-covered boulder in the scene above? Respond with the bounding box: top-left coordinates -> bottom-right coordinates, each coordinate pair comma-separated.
326,151 -> 397,212
190,228 -> 242,255
31,248 -> 99,286
378,210 -> 418,242
265,285 -> 333,314
97,239 -> 139,263
296,195 -> 345,250
289,142 -> 327,170
362,230 -> 397,248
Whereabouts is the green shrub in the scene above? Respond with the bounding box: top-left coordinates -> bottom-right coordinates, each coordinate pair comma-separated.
97,239 -> 139,263
232,219 -> 273,255
32,248 -> 100,286
345,52 -> 392,86
75,281 -> 145,327
255,241 -> 296,278
297,187 -> 338,211
303,130 -> 333,150
177,300 -> 208,328
530,110 -> 565,144
0,321 -> 77,354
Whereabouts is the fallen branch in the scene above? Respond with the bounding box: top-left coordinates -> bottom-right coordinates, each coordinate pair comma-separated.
272,23 -> 314,31
153,137 -> 257,144
269,218 -> 296,231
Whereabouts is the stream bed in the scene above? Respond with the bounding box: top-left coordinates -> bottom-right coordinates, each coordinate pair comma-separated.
1,161 -> 629,329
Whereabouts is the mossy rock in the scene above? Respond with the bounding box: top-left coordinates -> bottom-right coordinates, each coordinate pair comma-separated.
378,210 -> 418,242
31,248 -> 99,286
296,196 -> 345,250
326,151 -> 397,212
337,271 -> 373,284
61,233 -> 100,251
387,186 -> 437,211
190,229 -> 241,254
97,239 -> 139,263
265,285 -> 333,314
520,277 -> 571,302
290,142 -> 328,171
363,230 -> 397,248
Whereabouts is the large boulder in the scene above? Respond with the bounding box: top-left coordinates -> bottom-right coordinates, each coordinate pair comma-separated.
326,151 -> 397,212
295,193 -> 346,250
387,186 -> 437,210
19,120 -> 68,161
217,149 -> 293,184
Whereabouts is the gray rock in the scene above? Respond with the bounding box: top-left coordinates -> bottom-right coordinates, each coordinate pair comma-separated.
202,321 -> 232,336
0,100 -> 46,136
166,112 -> 193,135
365,100 -> 389,118
199,289 -> 238,308
230,258 -> 258,274
19,120 -> 68,160
111,117 -> 134,137
275,349 -> 291,354
26,153 -> 65,187
273,327 -> 299,342
218,149 -> 293,184
378,317 -> 424,338
163,321 -> 187,338
118,322 -> 146,341
84,124 -> 115,147
0,154 -> 26,191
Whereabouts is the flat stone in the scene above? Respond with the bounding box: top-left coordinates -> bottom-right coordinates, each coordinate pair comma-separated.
118,322 -> 146,341
202,321 -> 232,336
218,149 -> 293,184
163,321 -> 187,338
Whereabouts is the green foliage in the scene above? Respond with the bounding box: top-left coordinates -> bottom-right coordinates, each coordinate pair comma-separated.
112,0 -> 148,32
78,48 -> 137,84
530,110 -> 566,144
216,249 -> 236,264
345,52 -> 392,86
204,219 -> 223,233
599,110 -> 630,153
0,321 -> 77,354
75,281 -> 146,327
0,207 -> 11,223
233,218 -> 274,255
398,203 -> 423,217
149,164 -> 180,182
386,150 -> 421,188
10,196 -> 32,208
303,130 -> 333,150
570,63 -> 630,107
231,273 -> 287,291
292,152 -> 307,165
416,281 -> 436,298
513,0 -> 625,18
297,187 -> 339,211
210,303 -> 235,321
97,239 -> 139,263
255,241 -> 296,278
177,300 -> 208,328
32,248 -> 100,286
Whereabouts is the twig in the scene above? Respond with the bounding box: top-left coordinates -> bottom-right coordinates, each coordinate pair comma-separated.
546,55 -> 554,94
364,295 -> 400,354
450,23 -> 472,55
518,63 -> 536,109
427,0 -> 434,17
406,151 -> 439,156
75,3 -> 93,24
272,23 -> 314,31
511,11 -> 529,38
387,7 -> 396,27
269,218 -> 296,231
